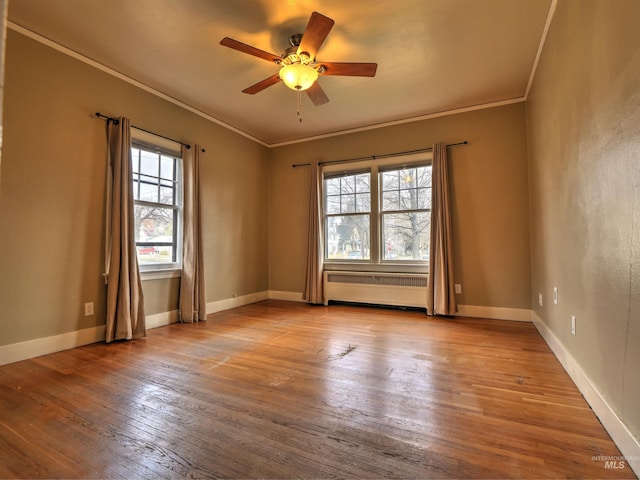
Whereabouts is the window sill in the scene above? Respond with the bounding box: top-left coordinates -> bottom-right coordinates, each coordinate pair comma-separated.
140,269 -> 182,281
323,261 -> 428,274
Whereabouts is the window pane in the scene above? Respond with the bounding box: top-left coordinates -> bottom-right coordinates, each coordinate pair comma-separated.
417,166 -> 431,188
326,178 -> 340,196
159,186 -> 175,205
160,156 -> 175,180
355,174 -> 370,194
355,193 -> 370,213
400,168 -> 416,188
132,176 -> 140,200
325,172 -> 370,216
418,187 -> 431,209
326,195 -> 340,214
137,246 -> 174,265
134,205 -> 175,242
382,165 -> 430,213
382,191 -> 398,211
382,170 -> 398,190
400,189 -> 417,209
131,148 -> 140,173
325,214 -> 370,260
139,177 -> 158,202
140,151 -> 159,176
341,175 -> 355,193
341,194 -> 356,213
382,212 -> 430,261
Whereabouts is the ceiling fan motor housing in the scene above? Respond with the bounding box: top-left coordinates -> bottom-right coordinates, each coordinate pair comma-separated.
288,33 -> 303,47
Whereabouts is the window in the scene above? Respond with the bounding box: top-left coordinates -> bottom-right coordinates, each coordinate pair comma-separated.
131,133 -> 183,271
380,165 -> 431,261
325,171 -> 371,260
323,154 -> 431,268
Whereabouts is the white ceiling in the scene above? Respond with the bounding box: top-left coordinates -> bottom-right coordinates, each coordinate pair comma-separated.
7,0 -> 553,146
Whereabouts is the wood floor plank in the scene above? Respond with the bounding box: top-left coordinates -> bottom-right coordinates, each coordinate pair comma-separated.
0,300 -> 635,479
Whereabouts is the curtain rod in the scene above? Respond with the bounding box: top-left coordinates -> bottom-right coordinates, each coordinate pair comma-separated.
291,141 -> 468,168
95,112 -> 206,152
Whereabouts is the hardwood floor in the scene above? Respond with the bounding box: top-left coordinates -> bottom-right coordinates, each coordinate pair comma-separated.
0,300 -> 635,479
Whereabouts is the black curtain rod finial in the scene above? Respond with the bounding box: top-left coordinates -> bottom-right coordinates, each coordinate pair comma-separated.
95,112 -> 119,125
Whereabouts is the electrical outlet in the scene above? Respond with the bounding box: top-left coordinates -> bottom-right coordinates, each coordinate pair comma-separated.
84,302 -> 94,316
571,315 -> 576,335
538,293 -> 543,307
454,284 -> 462,294
553,287 -> 558,305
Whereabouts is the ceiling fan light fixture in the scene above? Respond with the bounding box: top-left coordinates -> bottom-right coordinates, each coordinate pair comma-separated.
280,63 -> 318,91
220,11 -> 376,105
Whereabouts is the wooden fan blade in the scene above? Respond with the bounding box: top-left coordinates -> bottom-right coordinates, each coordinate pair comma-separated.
220,37 -> 281,63
318,62 -> 378,77
306,82 -> 330,106
242,74 -> 282,94
297,12 -> 335,60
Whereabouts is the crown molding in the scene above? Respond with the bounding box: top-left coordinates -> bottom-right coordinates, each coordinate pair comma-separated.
9,0 -> 557,150
525,0 -> 557,99
268,98 -> 525,148
7,21 -> 269,147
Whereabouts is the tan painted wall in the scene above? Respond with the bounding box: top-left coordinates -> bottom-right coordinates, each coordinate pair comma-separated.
0,0 -> 6,181
0,30 -> 269,346
527,0 -> 640,439
268,103 -> 531,310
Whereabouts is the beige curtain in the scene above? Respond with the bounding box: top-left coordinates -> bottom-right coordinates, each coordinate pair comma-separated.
427,143 -> 457,315
179,144 -> 207,322
105,117 -> 146,342
303,162 -> 324,304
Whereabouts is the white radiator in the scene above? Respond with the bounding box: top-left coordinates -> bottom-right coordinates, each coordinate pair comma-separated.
323,271 -> 428,309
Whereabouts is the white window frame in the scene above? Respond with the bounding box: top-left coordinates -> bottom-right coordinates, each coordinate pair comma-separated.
131,128 -> 183,278
322,152 -> 432,274
324,169 -> 372,261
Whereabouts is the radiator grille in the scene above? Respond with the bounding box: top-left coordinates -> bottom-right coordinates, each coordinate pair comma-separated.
323,271 -> 427,308
326,273 -> 428,288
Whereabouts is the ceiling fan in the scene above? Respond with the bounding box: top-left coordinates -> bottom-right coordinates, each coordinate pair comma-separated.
220,12 -> 377,106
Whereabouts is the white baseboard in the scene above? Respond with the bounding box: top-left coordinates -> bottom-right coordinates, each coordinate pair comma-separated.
0,310 -> 178,367
146,310 -> 179,329
268,290 -> 305,302
532,312 -> 640,476
0,298 -> 532,367
0,292 -> 272,366
0,325 -> 106,367
266,293 -> 533,323
206,290 -> 270,314
456,304 -> 532,322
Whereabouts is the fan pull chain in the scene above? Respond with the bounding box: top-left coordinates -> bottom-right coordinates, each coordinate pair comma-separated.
297,90 -> 303,123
